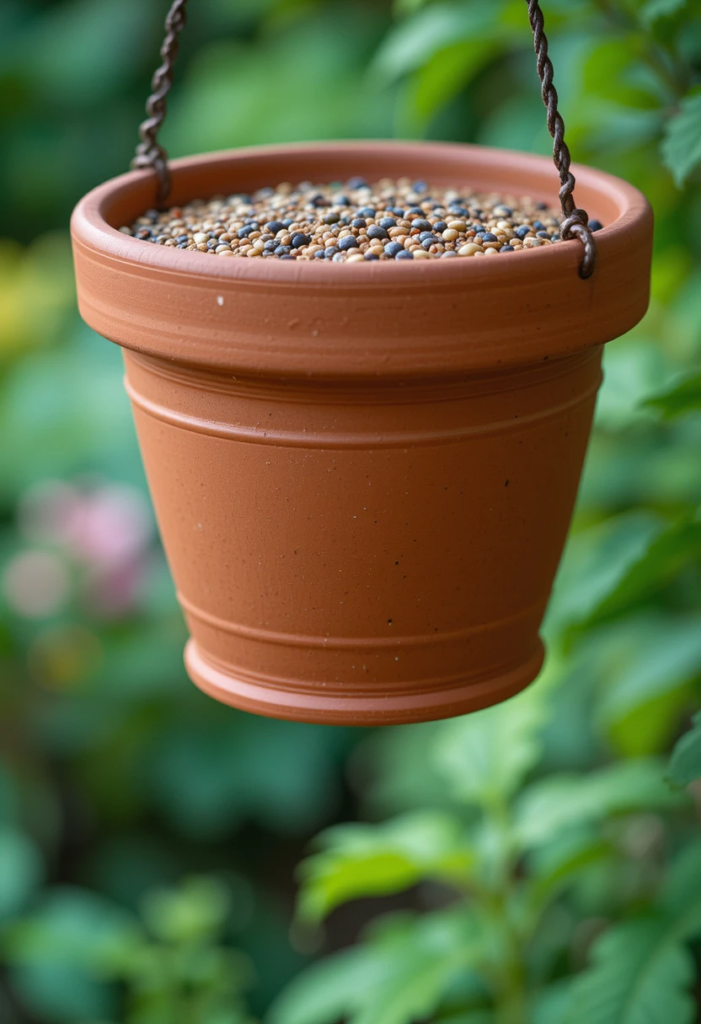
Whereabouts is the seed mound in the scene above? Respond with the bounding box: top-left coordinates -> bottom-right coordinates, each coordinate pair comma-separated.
121,177 -> 603,261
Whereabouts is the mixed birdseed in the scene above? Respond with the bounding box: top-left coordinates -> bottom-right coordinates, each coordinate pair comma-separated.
120,177 -> 603,261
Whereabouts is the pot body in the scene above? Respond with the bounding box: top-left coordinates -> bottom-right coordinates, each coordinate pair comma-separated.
122,346 -> 601,723
71,141 -> 653,724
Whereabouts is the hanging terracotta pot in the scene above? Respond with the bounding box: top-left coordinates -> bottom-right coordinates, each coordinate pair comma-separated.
71,139 -> 652,725
70,0 -> 653,724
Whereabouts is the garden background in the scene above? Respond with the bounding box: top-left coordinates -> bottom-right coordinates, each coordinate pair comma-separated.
1,0 -> 700,1021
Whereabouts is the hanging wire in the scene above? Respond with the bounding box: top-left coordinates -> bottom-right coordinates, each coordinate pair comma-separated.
131,0 -> 188,203
132,0 -> 596,276
526,0 -> 596,278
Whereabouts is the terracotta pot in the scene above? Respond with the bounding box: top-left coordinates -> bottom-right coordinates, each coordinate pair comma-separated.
71,141 -> 653,725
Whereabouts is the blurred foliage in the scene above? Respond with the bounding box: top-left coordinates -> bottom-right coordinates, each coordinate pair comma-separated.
0,0 -> 700,1022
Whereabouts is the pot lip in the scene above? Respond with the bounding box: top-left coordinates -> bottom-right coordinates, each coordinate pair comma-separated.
71,138 -> 650,288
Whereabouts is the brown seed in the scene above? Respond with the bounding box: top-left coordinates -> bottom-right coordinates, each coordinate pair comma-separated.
458,243 -> 484,256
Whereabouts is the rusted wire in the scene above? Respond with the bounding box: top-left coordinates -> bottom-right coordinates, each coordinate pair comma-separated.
131,0 -> 188,203
133,0 -> 596,276
526,0 -> 596,278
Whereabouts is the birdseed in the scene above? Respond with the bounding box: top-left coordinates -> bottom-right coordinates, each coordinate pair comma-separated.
120,177 -> 603,261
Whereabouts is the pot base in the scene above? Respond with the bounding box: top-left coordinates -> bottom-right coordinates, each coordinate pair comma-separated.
184,638 -> 545,726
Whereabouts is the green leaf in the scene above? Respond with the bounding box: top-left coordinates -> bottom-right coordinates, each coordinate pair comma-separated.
645,369 -> 701,419
141,876 -> 231,945
564,843 -> 701,1024
527,830 -> 615,914
297,811 -> 475,923
434,679 -> 551,807
668,711 -> 701,787
514,759 -> 686,851
2,888 -> 141,1024
641,0 -> 688,24
369,1 -> 500,85
662,89 -> 701,186
578,519 -> 701,627
0,826 -> 43,920
597,615 -> 701,730
393,0 -> 432,15
564,919 -> 697,1024
550,512 -> 665,632
398,39 -> 501,133
270,909 -> 482,1024
663,839 -> 701,916
3,887 -> 140,973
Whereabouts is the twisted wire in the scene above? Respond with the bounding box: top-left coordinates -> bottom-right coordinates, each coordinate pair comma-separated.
131,0 -> 596,276
131,0 -> 188,203
526,0 -> 596,278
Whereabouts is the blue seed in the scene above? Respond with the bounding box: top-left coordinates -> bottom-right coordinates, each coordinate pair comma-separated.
501,245 -> 515,252
338,236 -> 358,251
433,221 -> 447,232
395,250 -> 414,260
358,207 -> 376,217
384,241 -> 404,257
314,249 -> 326,258
367,225 -> 388,239
325,247 -> 339,257
274,245 -> 291,255
481,232 -> 498,242
352,218 -> 366,228
364,253 -> 380,260
346,177 -> 367,190
589,219 -> 603,232
379,217 -> 396,229
266,221 -> 285,233
515,226 -> 531,240
291,233 -> 311,248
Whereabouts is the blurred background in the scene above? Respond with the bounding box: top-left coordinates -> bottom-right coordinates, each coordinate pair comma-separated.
0,1 -> 700,1022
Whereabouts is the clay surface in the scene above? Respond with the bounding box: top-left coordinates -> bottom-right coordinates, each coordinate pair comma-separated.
71,141 -> 653,725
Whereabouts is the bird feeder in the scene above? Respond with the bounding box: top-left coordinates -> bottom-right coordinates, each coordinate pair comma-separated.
71,0 -> 653,725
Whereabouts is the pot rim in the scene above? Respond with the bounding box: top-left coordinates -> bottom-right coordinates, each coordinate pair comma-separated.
73,139 -> 648,286
71,140 -> 653,377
